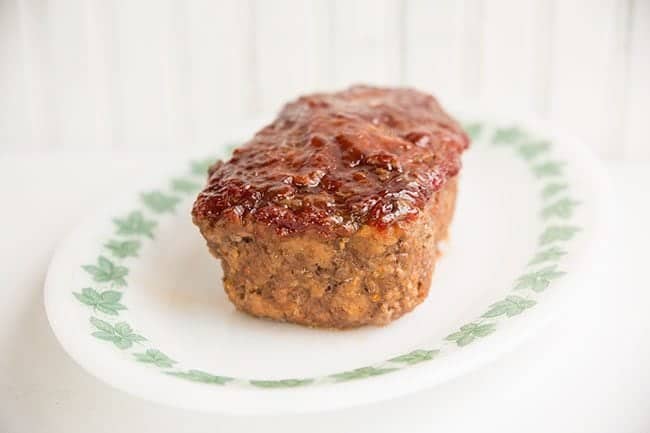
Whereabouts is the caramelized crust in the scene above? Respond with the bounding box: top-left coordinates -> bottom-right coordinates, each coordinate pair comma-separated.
192,86 -> 468,237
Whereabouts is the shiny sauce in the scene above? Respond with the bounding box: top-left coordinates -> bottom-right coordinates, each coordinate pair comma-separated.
193,86 -> 470,236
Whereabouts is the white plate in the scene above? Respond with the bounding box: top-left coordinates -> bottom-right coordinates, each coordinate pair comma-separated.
44,111 -> 610,414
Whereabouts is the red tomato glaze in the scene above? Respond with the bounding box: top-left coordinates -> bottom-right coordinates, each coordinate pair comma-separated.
193,85 -> 470,237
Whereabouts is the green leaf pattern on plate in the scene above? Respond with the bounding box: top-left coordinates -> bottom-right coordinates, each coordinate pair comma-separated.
167,370 -> 234,385
74,288 -> 126,315
517,140 -> 550,160
134,349 -> 176,368
329,366 -> 398,382
445,323 -> 497,347
171,177 -> 201,194
82,256 -> 128,288
190,157 -> 218,176
69,121 -> 582,387
113,211 -> 157,238
482,295 -> 536,318
141,191 -> 180,214
514,265 -> 566,292
105,239 -> 141,258
539,225 -> 580,245
90,317 -> 146,349
250,378 -> 314,388
533,160 -> 565,178
541,198 -> 580,220
388,349 -> 439,365
528,246 -> 567,266
463,122 -> 483,140
491,126 -> 527,145
541,183 -> 568,200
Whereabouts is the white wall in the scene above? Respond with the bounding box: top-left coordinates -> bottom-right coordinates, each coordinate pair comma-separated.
1,0 -> 648,159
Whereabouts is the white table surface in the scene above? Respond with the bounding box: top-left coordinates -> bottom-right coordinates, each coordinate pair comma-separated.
0,154 -> 648,433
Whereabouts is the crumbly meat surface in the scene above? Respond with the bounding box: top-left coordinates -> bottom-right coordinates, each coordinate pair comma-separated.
192,86 -> 469,328
198,179 -> 457,328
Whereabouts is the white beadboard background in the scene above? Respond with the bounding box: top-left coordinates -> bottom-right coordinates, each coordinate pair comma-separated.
0,0 -> 648,159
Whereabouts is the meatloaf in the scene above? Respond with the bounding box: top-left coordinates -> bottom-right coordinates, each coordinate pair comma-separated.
192,85 -> 470,328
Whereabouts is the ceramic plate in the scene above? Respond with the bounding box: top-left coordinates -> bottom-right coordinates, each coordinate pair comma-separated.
44,111 -> 610,414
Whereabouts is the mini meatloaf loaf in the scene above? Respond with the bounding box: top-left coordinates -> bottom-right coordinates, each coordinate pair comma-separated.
192,85 -> 470,328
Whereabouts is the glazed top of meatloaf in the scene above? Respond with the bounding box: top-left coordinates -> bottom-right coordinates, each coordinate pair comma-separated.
192,85 -> 470,237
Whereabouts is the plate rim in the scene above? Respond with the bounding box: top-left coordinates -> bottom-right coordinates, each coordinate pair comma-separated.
44,109 -> 613,414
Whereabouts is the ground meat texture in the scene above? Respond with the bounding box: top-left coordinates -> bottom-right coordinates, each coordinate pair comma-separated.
192,86 -> 469,328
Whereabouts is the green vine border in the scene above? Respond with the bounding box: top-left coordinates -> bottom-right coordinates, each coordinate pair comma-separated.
72,121 -> 581,388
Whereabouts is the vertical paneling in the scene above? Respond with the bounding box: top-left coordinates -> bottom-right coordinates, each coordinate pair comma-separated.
85,0 -> 118,149
0,0 -> 649,159
623,0 -> 650,159
403,1 -> 465,103
166,1 -> 192,147
331,0 -> 402,87
47,0 -> 95,149
253,0 -> 331,114
16,0 -> 53,150
460,0 -> 484,100
186,0 -> 252,148
404,0 -> 488,104
549,0 -> 629,158
0,0 -> 29,149
113,0 -> 176,149
481,0 -> 552,114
